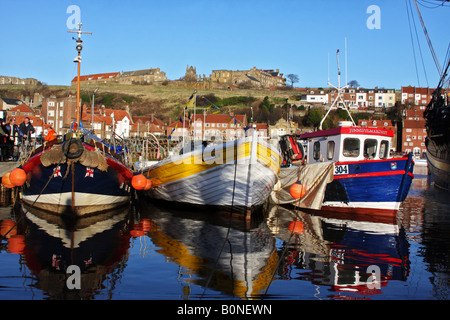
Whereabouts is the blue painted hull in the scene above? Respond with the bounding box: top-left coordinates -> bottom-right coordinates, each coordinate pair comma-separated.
22,151 -> 132,217
322,154 -> 414,216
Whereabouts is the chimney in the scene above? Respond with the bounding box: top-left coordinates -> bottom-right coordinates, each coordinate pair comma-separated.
151,113 -> 155,122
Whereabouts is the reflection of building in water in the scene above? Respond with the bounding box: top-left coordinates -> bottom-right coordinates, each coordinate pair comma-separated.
17,205 -> 132,299
137,201 -> 277,298
266,205 -> 410,297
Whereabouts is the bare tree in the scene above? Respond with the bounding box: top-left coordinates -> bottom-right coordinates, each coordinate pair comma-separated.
348,80 -> 360,88
286,74 -> 299,87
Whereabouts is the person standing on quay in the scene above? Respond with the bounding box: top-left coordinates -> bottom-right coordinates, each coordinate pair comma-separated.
19,117 -> 35,142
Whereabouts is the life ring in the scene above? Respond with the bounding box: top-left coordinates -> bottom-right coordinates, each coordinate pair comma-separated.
62,138 -> 84,159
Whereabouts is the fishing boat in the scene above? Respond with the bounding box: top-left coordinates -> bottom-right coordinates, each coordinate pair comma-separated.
13,23 -> 133,216
140,128 -> 280,219
274,49 -> 414,218
296,124 -> 414,217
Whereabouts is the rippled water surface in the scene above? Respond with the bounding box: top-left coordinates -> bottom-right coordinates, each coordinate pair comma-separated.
0,165 -> 449,300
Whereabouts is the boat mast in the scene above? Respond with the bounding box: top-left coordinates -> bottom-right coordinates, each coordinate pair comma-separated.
320,48 -> 356,130
68,23 -> 92,130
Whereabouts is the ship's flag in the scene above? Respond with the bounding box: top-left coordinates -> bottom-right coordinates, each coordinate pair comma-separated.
85,167 -> 94,178
53,166 -> 62,178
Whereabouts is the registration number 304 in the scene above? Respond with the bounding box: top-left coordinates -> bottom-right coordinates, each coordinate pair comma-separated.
334,164 -> 349,175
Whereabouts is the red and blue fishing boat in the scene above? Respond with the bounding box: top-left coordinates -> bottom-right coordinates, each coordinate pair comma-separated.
10,23 -> 133,217
277,48 -> 414,218
297,124 -> 414,217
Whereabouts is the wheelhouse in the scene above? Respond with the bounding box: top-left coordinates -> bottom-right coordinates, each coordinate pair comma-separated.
299,126 -> 394,164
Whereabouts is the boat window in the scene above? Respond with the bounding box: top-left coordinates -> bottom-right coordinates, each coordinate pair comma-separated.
327,141 -> 335,160
379,140 -> 389,159
343,138 -> 360,157
313,141 -> 321,160
364,139 -> 378,159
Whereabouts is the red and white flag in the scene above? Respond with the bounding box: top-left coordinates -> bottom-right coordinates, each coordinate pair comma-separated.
85,167 -> 94,178
53,166 -> 62,178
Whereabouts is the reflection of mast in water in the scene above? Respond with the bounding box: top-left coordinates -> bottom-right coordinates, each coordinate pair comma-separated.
266,205 -> 410,298
135,201 -> 278,299
17,205 -> 132,299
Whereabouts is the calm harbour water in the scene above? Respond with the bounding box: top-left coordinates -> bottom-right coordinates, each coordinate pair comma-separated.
0,164 -> 449,300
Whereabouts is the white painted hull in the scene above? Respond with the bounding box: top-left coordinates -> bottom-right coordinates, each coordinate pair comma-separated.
22,192 -> 130,216
141,134 -> 281,210
143,159 -> 278,208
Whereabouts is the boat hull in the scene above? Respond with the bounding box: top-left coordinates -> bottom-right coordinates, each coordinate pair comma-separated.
425,137 -> 450,191
140,137 -> 281,216
21,142 -> 132,217
321,155 -> 415,216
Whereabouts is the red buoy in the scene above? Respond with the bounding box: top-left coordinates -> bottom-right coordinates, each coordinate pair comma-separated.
2,173 -> 14,189
9,168 -> 27,187
131,174 -> 147,190
289,181 -> 307,199
144,179 -> 152,190
288,221 -> 304,235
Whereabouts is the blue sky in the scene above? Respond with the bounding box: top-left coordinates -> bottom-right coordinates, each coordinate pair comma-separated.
0,0 -> 448,89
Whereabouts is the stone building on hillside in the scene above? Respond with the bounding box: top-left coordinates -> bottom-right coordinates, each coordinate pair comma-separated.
119,68 -> 167,84
210,67 -> 286,88
0,76 -> 39,86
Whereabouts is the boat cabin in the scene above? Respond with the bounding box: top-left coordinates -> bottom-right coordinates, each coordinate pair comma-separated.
299,124 -> 394,164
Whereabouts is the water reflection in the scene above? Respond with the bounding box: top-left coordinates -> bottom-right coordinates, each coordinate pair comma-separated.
134,200 -> 278,299
267,205 -> 410,298
6,204 -> 132,299
1,170 -> 449,300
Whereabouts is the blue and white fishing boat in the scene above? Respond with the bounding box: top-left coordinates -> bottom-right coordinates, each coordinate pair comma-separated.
296,124 -> 414,217
277,49 -> 414,218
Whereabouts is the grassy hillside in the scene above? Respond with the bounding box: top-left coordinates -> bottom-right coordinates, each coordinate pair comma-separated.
1,83 -> 303,124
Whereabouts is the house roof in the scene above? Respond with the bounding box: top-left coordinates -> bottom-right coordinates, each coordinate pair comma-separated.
10,104 -> 33,113
102,108 -> 133,123
1,97 -> 23,106
133,116 -> 165,127
131,121 -> 164,133
403,119 -> 426,129
191,113 -> 247,124
71,72 -> 120,83
168,117 -> 190,128
8,115 -> 44,126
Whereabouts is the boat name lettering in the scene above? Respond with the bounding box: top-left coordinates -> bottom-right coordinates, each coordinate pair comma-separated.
349,128 -> 387,135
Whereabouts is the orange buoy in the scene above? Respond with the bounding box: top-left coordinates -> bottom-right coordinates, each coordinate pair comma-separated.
289,181 -> 307,199
7,235 -> 26,254
141,219 -> 153,232
130,229 -> 145,238
144,179 -> 152,190
131,174 -> 147,190
0,220 -> 17,238
9,168 -> 27,187
288,221 -> 304,235
2,173 -> 14,189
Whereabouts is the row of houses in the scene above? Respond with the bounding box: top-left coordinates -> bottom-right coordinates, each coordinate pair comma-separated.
0,85 -> 439,155
300,87 -> 397,110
